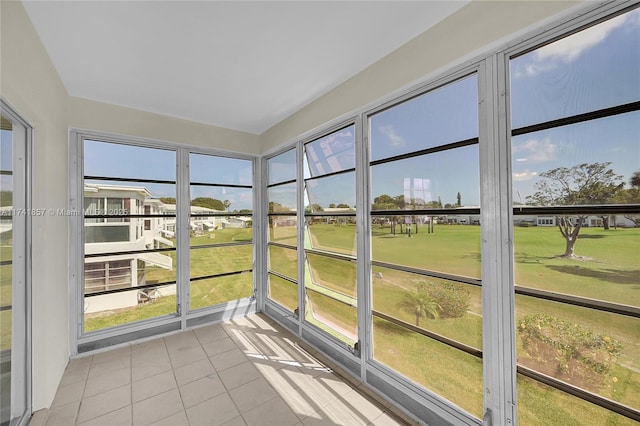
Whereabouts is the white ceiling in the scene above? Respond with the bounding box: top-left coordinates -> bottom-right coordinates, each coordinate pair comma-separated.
23,1 -> 468,135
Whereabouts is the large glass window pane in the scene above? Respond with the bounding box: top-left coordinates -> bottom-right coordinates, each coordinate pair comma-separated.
190,186 -> 253,216
510,8 -> 640,422
305,289 -> 357,345
83,253 -> 177,332
304,125 -> 355,177
268,148 -> 296,185
516,295 -> 640,412
372,266 -> 481,349
305,172 -> 356,212
188,153 -> 254,313
268,183 -> 296,213
371,145 -> 479,211
0,118 -> 13,425
268,274 -> 298,312
306,217 -> 356,256
517,374 -> 638,426
84,140 -> 175,181
371,214 -> 481,279
369,72 -> 481,417
190,153 -> 252,186
269,245 -> 297,280
267,148 -> 298,312
83,140 -> 178,333
372,316 -> 483,418
303,126 -> 358,344
269,216 -> 298,247
306,253 -> 356,298
510,9 -> 640,129
369,74 -> 478,162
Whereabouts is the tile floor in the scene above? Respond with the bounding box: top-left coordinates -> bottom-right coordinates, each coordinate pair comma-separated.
29,314 -> 414,426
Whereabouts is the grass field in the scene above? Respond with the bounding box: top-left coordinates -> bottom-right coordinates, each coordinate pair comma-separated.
84,228 -> 253,331
297,223 -> 639,423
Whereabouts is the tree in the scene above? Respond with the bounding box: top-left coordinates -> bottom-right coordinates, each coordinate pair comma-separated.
621,170 -> 640,227
223,200 -> 231,211
527,162 -> 624,257
456,192 -> 462,207
159,197 -> 176,204
191,197 -> 225,211
398,283 -> 440,327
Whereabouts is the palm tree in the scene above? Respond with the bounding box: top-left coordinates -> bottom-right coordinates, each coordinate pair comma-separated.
398,285 -> 440,327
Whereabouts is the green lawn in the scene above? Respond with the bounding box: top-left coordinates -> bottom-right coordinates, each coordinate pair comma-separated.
298,223 -> 639,423
84,228 -> 254,331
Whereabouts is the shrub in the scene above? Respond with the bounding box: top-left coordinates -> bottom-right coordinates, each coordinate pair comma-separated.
518,313 -> 623,389
417,281 -> 471,319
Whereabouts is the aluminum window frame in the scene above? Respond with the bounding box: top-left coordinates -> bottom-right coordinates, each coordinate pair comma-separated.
1,98 -> 33,426
69,129 -> 258,352
260,2 -> 640,425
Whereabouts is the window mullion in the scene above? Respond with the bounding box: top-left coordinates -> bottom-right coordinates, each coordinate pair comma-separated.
177,147 -> 191,327
479,55 -> 518,425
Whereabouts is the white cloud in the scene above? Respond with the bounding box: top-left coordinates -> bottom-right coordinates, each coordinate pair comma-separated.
513,170 -> 538,182
512,138 -> 556,163
517,11 -> 632,76
379,125 -> 405,148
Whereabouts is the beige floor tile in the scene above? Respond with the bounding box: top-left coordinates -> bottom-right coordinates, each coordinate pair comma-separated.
76,385 -> 131,424
217,361 -> 261,391
132,388 -> 184,426
209,347 -> 248,372
131,348 -> 170,368
337,389 -> 384,424
91,346 -> 130,364
221,416 -> 246,426
29,408 -> 48,426
66,357 -> 93,375
131,338 -> 166,355
164,331 -> 199,351
186,393 -> 240,426
84,367 -> 131,398
131,355 -> 173,383
178,373 -> 226,408
153,410 -> 189,426
241,397 -> 299,426
45,401 -> 80,426
59,367 -> 89,388
51,380 -> 85,408
193,324 -> 229,344
228,377 -> 279,412
132,370 -> 177,403
88,356 -> 131,379
368,411 -> 405,426
168,345 -> 208,368
76,406 -> 131,426
201,336 -> 238,357
173,358 -> 216,386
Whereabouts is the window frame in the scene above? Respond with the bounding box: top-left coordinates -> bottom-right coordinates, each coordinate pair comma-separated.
69,129 -> 258,351
260,2 -> 640,425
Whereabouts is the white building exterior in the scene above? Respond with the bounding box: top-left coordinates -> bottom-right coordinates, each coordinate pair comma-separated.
83,184 -> 226,313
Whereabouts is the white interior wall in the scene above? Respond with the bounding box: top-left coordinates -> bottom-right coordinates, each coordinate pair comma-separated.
1,1 -> 71,411
68,97 -> 261,155
1,0 -> 586,413
260,0 -> 582,153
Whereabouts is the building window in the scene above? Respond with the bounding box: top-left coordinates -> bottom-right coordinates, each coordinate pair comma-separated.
510,7 -> 640,423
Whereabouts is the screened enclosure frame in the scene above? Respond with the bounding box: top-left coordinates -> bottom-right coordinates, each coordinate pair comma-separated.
260,1 -> 640,424
69,129 -> 259,353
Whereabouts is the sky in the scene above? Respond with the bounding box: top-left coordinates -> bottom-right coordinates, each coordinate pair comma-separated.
85,7 -> 639,212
